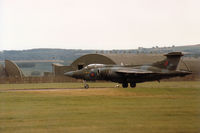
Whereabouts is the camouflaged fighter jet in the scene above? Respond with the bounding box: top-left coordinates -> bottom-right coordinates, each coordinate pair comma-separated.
65,52 -> 192,88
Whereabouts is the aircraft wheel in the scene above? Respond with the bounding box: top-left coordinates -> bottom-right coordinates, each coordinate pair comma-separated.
122,82 -> 128,88
84,84 -> 89,89
130,82 -> 136,88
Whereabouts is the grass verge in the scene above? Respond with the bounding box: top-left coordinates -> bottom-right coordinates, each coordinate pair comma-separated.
0,81 -> 200,133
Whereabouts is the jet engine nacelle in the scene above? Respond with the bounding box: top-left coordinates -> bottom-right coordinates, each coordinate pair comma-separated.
97,68 -> 108,77
97,68 -> 117,79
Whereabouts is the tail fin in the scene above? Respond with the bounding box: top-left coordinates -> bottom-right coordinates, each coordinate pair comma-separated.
152,52 -> 183,70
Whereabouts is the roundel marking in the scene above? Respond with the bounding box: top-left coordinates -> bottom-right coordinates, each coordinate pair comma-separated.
164,61 -> 169,66
90,72 -> 95,77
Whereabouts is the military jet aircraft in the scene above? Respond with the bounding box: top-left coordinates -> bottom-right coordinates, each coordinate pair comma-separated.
65,52 -> 192,88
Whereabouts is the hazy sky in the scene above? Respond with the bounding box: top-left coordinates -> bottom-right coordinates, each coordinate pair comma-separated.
0,0 -> 200,50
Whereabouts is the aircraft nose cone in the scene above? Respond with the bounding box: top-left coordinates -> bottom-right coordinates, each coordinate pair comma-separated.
65,71 -> 74,77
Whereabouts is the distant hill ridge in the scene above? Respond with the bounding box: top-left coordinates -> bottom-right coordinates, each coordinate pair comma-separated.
0,44 -> 200,61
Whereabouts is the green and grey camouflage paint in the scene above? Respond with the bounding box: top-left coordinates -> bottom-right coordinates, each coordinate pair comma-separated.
65,52 -> 191,88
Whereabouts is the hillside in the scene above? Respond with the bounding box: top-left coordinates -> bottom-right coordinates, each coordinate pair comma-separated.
0,44 -> 200,62
0,49 -> 96,65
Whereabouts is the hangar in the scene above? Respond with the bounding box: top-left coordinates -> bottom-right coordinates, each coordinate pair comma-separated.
0,64 -> 6,77
71,53 -> 165,69
53,53 -> 166,76
0,60 -> 24,79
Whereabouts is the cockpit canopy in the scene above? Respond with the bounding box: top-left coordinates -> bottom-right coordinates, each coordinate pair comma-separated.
84,64 -> 105,69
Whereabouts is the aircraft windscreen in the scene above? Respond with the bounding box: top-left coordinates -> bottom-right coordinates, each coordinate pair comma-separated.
84,64 -> 105,69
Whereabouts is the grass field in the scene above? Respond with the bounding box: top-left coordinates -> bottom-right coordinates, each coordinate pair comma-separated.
0,81 -> 200,133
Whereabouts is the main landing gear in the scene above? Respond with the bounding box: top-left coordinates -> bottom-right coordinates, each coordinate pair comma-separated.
122,82 -> 136,88
83,80 -> 89,89
122,82 -> 128,88
130,82 -> 136,88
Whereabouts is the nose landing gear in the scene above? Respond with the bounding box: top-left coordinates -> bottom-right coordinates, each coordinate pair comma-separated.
83,80 -> 89,89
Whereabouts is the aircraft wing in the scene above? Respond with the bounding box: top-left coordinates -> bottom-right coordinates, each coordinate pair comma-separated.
116,68 -> 154,74
116,68 -> 192,77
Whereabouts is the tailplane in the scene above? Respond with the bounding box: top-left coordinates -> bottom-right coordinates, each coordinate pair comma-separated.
152,52 -> 183,70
